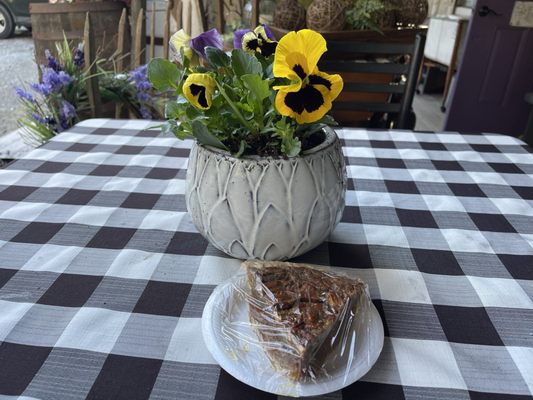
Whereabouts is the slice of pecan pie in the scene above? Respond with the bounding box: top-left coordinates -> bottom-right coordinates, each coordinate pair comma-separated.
244,260 -> 366,381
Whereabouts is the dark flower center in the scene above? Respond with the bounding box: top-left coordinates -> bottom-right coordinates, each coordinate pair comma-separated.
309,74 -> 332,90
244,38 -> 260,52
190,84 -> 209,108
260,41 -> 277,57
292,64 -> 307,80
256,30 -> 269,42
244,36 -> 277,57
284,85 -> 324,114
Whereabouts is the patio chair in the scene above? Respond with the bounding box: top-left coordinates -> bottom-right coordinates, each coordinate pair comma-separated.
318,33 -> 426,129
525,92 -> 533,147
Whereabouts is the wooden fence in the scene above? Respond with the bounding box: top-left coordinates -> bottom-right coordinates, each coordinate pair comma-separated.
82,0 -> 262,118
83,0 -> 181,117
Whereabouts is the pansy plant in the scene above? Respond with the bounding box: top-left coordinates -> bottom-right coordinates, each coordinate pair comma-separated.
149,27 -> 343,157
274,30 -> 343,124
241,25 -> 278,57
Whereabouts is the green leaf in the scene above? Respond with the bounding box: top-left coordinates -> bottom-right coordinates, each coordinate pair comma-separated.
264,63 -> 274,79
165,100 -> 181,119
282,136 -> 301,157
191,120 -> 228,150
316,114 -> 338,126
241,74 -> 270,103
180,47 -> 190,70
98,88 -> 122,102
295,115 -> 338,134
162,120 -> 187,140
205,47 -> 231,68
185,105 -> 202,120
148,58 -> 180,91
231,49 -> 262,77
162,120 -> 177,134
240,102 -> 254,114
234,140 -> 246,158
298,123 -> 325,137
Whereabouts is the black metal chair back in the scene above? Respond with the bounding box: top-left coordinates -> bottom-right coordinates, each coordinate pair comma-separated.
319,33 -> 426,129
524,92 -> 533,147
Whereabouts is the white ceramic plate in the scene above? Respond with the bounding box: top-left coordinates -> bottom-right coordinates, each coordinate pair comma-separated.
202,275 -> 384,397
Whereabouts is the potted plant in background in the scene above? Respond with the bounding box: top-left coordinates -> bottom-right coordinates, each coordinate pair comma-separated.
15,38 -> 160,144
148,26 -> 347,260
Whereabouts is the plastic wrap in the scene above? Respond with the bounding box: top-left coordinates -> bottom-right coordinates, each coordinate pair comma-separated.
202,261 -> 384,397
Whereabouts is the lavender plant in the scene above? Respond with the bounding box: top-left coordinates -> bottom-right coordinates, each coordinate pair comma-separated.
128,65 -> 154,119
15,39 -> 160,144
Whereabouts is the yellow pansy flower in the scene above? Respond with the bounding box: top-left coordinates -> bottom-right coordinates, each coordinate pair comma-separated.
242,25 -> 277,57
169,29 -> 198,65
183,73 -> 216,110
273,29 -> 343,124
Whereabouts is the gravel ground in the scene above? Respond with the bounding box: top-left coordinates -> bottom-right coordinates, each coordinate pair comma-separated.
0,29 -> 38,137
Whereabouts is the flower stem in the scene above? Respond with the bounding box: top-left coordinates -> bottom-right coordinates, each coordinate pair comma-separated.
215,81 -> 254,132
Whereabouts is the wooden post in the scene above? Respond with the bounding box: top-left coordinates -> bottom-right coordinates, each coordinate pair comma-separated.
251,0 -> 259,28
130,0 -> 146,65
134,8 -> 144,67
150,1 -> 156,60
182,0 -> 191,34
115,8 -> 128,118
214,0 -> 223,33
163,0 -> 173,58
84,12 -> 101,118
116,8 -> 127,72
175,0 -> 182,30
197,0 -> 207,32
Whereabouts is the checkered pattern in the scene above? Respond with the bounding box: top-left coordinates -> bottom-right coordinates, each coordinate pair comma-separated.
0,118 -> 532,400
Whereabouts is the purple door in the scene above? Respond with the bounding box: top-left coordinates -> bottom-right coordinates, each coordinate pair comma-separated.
445,0 -> 533,136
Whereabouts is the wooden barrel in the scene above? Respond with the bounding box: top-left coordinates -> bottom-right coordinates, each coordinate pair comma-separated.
29,2 -> 130,68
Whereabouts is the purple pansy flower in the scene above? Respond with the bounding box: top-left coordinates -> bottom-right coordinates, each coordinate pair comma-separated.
234,24 -> 276,51
233,28 -> 251,49
190,28 -> 223,59
261,24 -> 275,40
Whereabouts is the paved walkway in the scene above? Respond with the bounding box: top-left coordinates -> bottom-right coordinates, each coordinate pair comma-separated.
0,30 -> 39,160
0,30 -> 38,138
0,129 -> 37,160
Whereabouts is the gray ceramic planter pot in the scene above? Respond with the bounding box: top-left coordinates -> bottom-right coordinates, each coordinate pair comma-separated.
186,127 -> 347,260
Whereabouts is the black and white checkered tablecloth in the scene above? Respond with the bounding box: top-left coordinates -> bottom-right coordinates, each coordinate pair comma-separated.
0,119 -> 532,400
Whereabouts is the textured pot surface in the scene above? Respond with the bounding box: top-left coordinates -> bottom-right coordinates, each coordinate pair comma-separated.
186,127 -> 347,260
